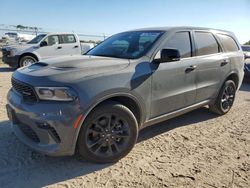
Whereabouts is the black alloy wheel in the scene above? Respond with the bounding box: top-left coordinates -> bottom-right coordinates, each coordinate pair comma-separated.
78,101 -> 138,163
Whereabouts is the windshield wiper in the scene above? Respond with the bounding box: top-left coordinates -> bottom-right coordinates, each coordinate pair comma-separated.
90,54 -> 125,59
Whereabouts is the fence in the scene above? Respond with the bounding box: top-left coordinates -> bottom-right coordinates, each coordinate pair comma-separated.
0,27 -> 107,43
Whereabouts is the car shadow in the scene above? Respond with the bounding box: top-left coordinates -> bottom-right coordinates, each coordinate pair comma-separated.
0,107 -> 217,187
138,107 -> 217,142
239,82 -> 250,92
0,120 -> 111,188
0,67 -> 15,72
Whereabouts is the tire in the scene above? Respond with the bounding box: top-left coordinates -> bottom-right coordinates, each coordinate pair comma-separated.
77,101 -> 138,163
19,56 -> 37,67
209,80 -> 236,115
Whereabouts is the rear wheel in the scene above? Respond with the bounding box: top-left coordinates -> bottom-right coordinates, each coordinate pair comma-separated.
77,101 -> 138,163
19,56 -> 37,67
209,80 -> 236,115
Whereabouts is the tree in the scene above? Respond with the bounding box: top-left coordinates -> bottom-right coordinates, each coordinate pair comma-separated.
244,40 -> 250,45
16,25 -> 27,30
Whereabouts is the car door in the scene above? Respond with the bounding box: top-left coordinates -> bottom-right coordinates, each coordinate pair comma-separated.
59,34 -> 81,55
36,35 -> 65,59
193,31 -> 231,103
150,31 -> 197,118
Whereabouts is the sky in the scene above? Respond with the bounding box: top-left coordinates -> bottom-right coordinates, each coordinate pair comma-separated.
0,0 -> 250,43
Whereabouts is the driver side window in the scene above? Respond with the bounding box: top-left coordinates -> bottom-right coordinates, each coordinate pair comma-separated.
164,32 -> 192,58
43,35 -> 59,46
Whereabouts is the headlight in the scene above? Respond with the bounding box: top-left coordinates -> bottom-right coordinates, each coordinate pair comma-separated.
35,87 -> 77,101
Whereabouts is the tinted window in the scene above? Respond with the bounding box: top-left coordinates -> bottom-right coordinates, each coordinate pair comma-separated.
61,34 -> 76,43
87,31 -> 163,59
165,32 -> 192,58
195,32 -> 219,56
217,34 -> 239,52
242,46 -> 250,52
44,35 -> 59,46
27,34 -> 46,44
111,40 -> 129,54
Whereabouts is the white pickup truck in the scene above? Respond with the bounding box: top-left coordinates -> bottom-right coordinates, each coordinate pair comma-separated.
2,33 -> 94,68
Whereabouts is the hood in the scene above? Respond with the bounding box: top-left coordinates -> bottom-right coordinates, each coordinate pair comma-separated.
4,43 -> 36,51
13,55 -> 130,84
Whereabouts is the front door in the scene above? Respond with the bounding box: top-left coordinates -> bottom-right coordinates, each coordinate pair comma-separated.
36,35 -> 65,59
150,31 -> 197,118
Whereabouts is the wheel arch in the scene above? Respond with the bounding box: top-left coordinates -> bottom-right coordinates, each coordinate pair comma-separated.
211,71 -> 240,105
93,95 -> 143,126
73,92 -> 145,154
225,72 -> 239,89
84,93 -> 144,127
18,53 -> 39,67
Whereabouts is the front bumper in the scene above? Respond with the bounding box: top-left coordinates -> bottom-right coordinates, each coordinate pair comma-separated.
2,54 -> 19,68
7,88 -> 82,156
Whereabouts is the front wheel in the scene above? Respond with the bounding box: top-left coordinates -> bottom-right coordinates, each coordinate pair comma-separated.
77,101 -> 138,163
209,80 -> 236,115
19,56 -> 37,67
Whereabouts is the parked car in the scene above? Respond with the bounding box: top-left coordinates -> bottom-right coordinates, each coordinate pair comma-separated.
242,45 -> 250,79
7,27 -> 244,163
1,32 -> 36,45
2,32 -> 18,41
2,33 -> 93,68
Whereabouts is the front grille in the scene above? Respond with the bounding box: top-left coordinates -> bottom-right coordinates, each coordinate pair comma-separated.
17,123 -> 40,143
2,49 -> 10,57
11,78 -> 38,102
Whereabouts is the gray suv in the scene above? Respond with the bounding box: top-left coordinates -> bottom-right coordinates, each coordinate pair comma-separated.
7,27 -> 244,163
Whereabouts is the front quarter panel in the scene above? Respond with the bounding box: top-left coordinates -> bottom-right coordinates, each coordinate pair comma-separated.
74,59 -> 152,122
69,59 -> 153,152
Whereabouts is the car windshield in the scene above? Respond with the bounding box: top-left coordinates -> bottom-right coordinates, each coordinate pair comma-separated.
242,46 -> 250,52
27,34 -> 46,44
87,31 -> 164,59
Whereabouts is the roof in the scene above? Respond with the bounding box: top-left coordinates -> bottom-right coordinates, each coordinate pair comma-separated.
128,26 -> 233,34
38,32 -> 76,35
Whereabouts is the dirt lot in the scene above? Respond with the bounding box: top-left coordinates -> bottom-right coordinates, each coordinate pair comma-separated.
0,60 -> 249,188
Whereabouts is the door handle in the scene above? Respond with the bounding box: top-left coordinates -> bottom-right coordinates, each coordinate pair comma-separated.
221,59 -> 230,66
74,45 -> 79,48
185,65 -> 197,73
57,46 -> 62,49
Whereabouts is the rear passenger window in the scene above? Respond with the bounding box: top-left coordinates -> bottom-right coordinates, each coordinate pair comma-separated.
61,35 -> 76,43
44,35 -> 59,46
217,34 -> 239,52
195,32 -> 219,56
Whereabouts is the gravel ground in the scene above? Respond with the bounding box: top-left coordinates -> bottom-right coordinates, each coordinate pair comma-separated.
0,61 -> 249,188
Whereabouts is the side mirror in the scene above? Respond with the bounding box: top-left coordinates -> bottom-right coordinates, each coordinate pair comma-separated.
40,41 -> 48,47
154,49 -> 181,63
160,49 -> 181,63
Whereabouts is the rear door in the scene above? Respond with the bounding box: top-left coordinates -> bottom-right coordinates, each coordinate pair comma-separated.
193,31 -> 231,102
217,33 -> 243,85
59,34 -> 81,55
150,31 -> 197,118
